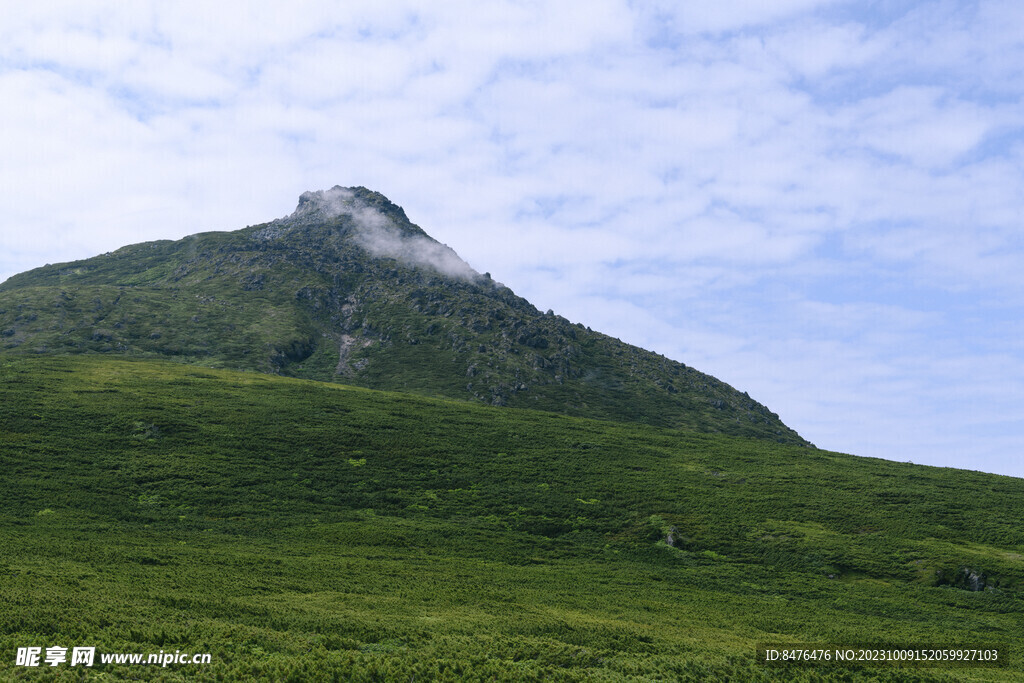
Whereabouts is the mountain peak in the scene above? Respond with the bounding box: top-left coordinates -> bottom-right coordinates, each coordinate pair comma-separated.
264,186 -> 480,283
291,186 -> 407,223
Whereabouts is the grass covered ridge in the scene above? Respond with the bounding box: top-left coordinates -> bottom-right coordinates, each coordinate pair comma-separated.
1,355 -> 1021,680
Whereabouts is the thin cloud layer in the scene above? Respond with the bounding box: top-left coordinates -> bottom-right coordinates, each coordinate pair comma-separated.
1,1 -> 1022,476
352,218 -> 480,283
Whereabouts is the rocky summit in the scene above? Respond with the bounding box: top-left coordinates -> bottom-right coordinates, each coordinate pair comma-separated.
0,186 -> 807,444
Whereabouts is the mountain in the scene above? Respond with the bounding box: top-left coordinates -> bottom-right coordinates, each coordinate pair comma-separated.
3,188 -> 1022,680
0,186 -> 806,445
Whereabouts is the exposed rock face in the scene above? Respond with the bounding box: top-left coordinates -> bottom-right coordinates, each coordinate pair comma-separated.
935,566 -> 989,591
0,186 -> 811,445
960,567 -> 987,592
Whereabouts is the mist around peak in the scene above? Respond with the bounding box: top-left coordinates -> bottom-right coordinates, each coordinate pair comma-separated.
291,186 -> 481,282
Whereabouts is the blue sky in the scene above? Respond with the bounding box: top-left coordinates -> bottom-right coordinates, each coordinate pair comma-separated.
1,1 -> 1022,477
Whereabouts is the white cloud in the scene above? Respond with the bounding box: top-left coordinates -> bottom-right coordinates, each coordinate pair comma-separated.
767,21 -> 886,78
640,0 -> 843,35
840,86 -> 1004,167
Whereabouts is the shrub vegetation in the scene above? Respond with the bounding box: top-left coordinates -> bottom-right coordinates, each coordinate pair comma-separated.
1,356 -> 1021,680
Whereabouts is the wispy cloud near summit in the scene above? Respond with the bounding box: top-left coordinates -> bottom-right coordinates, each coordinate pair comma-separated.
289,187 -> 480,282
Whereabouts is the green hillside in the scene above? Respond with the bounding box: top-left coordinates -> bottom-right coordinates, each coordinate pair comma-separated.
1,355 -> 1020,680
0,186 -> 805,445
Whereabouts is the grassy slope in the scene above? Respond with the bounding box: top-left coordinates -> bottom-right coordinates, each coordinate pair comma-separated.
1,355 -> 1021,681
